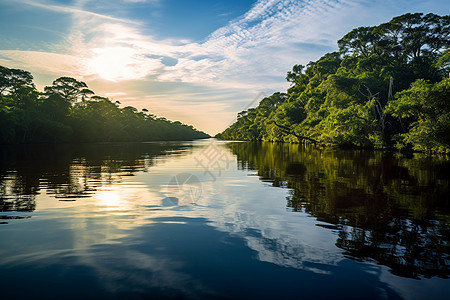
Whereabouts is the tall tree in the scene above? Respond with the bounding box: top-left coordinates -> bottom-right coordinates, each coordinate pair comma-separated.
0,66 -> 35,99
44,77 -> 90,104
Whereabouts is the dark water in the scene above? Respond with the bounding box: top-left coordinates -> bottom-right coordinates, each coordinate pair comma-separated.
0,140 -> 449,299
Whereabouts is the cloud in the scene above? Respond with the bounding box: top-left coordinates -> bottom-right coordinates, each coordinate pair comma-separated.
0,50 -> 87,77
156,0 -> 345,90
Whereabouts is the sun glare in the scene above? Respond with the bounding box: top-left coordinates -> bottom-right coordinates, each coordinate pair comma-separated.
88,47 -> 142,81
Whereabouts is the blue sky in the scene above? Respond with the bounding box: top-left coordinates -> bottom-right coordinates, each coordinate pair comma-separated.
0,0 -> 449,134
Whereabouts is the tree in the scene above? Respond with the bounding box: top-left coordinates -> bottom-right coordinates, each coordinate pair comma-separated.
436,48 -> 450,77
338,26 -> 380,58
44,77 -> 89,104
0,66 -> 35,99
387,78 -> 450,152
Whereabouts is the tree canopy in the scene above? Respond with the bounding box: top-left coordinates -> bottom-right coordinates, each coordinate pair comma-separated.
217,13 -> 450,152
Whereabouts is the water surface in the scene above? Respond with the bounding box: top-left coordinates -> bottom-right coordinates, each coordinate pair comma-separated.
0,140 -> 449,299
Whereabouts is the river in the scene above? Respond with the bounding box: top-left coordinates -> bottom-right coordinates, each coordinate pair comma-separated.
0,139 -> 449,299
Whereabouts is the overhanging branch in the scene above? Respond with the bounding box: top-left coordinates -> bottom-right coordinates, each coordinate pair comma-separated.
271,121 -> 320,144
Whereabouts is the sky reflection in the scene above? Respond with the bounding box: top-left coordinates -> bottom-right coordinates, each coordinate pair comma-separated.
0,140 -> 449,299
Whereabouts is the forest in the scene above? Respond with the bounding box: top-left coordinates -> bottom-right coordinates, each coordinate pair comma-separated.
0,67 -> 209,144
217,13 -> 450,153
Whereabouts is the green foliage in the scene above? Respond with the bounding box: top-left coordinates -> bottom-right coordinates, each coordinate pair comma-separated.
0,66 -> 209,144
387,78 -> 450,152
218,12 -> 450,152
436,48 -> 450,76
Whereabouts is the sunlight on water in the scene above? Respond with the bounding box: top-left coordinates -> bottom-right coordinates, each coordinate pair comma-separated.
97,188 -> 123,208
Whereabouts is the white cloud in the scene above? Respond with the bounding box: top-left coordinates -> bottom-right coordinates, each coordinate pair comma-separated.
0,50 -> 88,77
159,0 -> 345,90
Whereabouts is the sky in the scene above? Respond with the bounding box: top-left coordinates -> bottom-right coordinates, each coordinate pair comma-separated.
0,0 -> 449,134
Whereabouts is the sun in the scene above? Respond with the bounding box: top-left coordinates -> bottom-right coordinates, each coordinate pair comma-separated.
87,47 -> 143,81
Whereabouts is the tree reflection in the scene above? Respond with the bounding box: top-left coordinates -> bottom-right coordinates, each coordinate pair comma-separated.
0,143 -> 191,211
228,142 -> 450,279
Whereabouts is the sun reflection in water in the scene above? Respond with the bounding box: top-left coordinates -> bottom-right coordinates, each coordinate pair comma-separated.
97,187 -> 122,209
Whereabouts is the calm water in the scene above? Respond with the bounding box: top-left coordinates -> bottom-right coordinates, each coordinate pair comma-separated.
0,140 -> 449,299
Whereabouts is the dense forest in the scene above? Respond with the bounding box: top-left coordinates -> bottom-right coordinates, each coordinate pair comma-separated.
0,67 -> 209,144
217,13 -> 450,152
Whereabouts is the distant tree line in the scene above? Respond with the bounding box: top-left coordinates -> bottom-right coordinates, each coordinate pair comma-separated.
217,13 -> 450,152
0,67 -> 209,143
